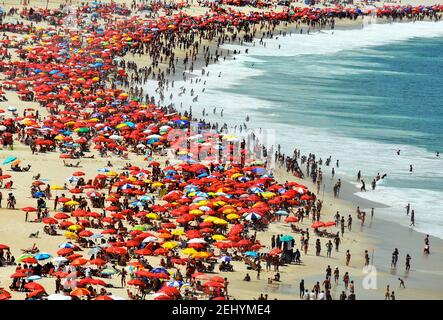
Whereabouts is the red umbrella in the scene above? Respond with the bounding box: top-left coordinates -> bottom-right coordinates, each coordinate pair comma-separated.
22,207 -> 38,212
94,295 -> 114,300
43,217 -> 58,225
54,212 -> 70,220
22,257 -> 38,264
285,216 -> 299,223
89,258 -> 107,266
311,221 -> 325,229
323,221 -> 336,227
127,279 -> 145,287
72,171 -> 85,176
203,281 -> 224,288
24,282 -> 45,291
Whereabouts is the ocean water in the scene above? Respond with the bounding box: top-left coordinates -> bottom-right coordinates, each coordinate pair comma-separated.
146,21 -> 443,238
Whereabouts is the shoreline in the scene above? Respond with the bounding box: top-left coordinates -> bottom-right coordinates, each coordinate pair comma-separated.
0,0 -> 442,301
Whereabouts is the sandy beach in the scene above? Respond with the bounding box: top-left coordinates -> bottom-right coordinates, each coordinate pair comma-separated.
0,0 -> 442,301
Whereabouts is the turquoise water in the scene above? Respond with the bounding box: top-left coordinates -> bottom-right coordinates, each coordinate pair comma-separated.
228,36 -> 443,155
147,21 -> 443,238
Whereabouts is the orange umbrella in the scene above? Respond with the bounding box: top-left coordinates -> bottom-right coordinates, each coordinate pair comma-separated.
70,288 -> 90,297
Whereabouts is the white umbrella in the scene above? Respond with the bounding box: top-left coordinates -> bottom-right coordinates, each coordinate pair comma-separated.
47,294 -> 72,300
136,143 -> 146,149
109,135 -> 123,140
187,238 -> 206,244
52,257 -> 68,263
0,125 -> 6,131
7,106 -> 17,112
142,236 -> 158,243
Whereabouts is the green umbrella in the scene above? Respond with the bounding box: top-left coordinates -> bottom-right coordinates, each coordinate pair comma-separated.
17,254 -> 34,262
101,268 -> 118,275
280,235 -> 294,242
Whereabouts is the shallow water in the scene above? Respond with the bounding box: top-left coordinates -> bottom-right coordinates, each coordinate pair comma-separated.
146,21 -> 443,239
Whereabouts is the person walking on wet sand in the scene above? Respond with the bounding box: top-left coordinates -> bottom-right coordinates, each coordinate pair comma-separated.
405,254 -> 411,271
405,203 -> 410,215
391,248 -> 399,268
364,250 -> 370,266
345,250 -> 351,266
398,278 -> 405,289
360,180 -> 366,192
334,234 -> 341,252
385,285 -> 390,300
410,210 -> 415,226
347,215 -> 352,231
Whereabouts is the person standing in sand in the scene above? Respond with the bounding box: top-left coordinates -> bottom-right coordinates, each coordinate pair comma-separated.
345,250 -> 351,266
385,285 -> 391,300
410,210 -> 415,227
405,254 -> 411,271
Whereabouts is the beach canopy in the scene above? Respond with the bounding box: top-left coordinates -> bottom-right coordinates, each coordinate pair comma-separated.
2,156 -> 17,165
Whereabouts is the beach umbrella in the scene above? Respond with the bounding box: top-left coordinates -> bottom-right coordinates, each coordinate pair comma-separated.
52,257 -> 68,264
34,252 -> 52,260
244,212 -> 261,221
285,216 -> 299,223
276,210 -> 289,216
70,288 -> 90,297
219,256 -> 231,263
3,156 -> 17,164
47,294 -> 72,300
280,235 -> 294,242
244,251 -> 258,258
27,275 -> 42,281
311,221 -> 325,229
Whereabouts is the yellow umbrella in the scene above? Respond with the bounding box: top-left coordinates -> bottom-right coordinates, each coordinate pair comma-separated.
196,200 -> 209,206
181,248 -> 197,256
146,213 -> 159,220
213,218 -> 228,225
192,252 -> 209,259
162,241 -> 178,249
231,173 -> 243,179
116,123 -> 127,129
152,182 -> 164,188
177,150 -> 188,155
213,201 -> 226,207
50,185 -> 64,190
203,216 -> 217,223
212,234 -> 226,241
68,224 -> 83,231
65,200 -> 80,206
106,171 -> 118,177
226,214 -> 240,220
260,192 -> 276,199
190,209 -> 203,216
171,229 -> 185,236
64,231 -> 78,239
222,208 -> 236,214
54,135 -> 65,141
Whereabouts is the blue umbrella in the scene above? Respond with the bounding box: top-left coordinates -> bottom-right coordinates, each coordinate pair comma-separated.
58,243 -> 74,249
219,256 -> 231,262
2,156 -> 17,165
151,267 -> 169,275
280,235 -> 294,242
34,191 -> 46,198
34,252 -> 51,260
245,251 -> 258,258
28,275 -> 42,281
276,210 -> 289,216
